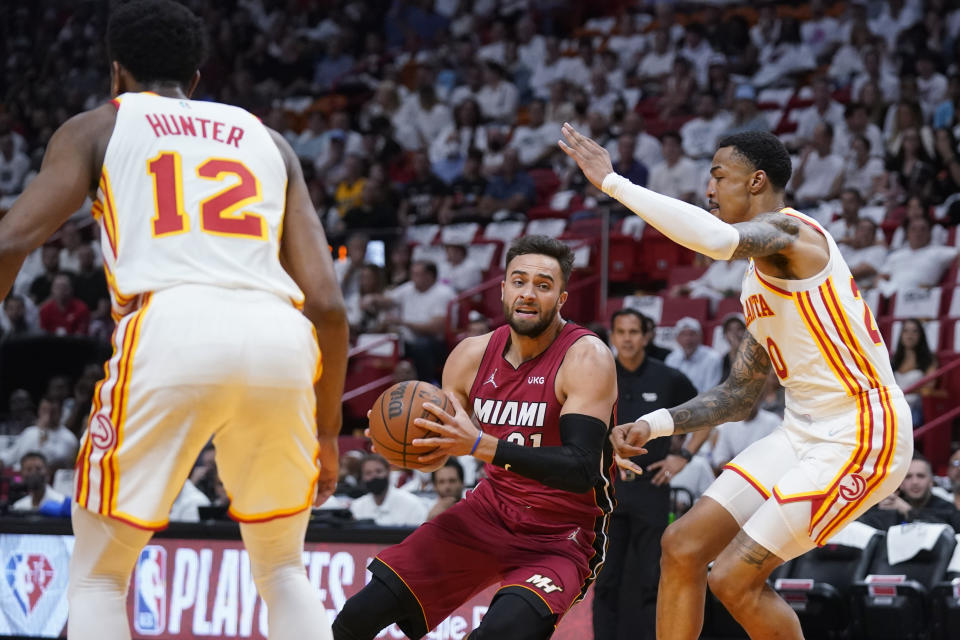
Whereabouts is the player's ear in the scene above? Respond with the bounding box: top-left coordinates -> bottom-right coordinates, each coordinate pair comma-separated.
750,170 -> 766,194
557,290 -> 568,309
186,71 -> 201,98
500,280 -> 505,303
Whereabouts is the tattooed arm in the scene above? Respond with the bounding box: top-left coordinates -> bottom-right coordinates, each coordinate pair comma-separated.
669,332 -> 771,433
729,212 -> 800,259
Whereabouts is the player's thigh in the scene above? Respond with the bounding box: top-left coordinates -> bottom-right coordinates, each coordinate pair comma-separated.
471,592 -> 557,640
703,426 -> 797,527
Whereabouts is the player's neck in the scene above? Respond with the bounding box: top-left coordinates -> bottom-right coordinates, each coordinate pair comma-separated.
119,81 -> 189,100
747,192 -> 786,219
505,319 -> 565,367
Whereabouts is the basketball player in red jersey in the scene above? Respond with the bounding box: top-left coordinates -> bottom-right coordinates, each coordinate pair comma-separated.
0,2 -> 347,639
333,235 -> 618,640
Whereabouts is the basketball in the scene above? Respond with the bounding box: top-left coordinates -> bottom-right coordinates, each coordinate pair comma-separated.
368,380 -> 452,471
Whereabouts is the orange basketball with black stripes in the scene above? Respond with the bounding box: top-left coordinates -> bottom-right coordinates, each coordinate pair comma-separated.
368,381 -> 451,471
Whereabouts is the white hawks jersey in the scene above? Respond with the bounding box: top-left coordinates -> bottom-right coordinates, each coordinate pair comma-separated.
93,92 -> 303,317
740,208 -> 897,417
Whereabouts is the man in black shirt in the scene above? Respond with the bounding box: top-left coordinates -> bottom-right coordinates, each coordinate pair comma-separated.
593,309 -> 703,640
859,453 -> 958,529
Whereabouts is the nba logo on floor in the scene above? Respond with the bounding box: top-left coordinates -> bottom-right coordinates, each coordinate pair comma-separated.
134,546 -> 167,635
4,553 -> 54,616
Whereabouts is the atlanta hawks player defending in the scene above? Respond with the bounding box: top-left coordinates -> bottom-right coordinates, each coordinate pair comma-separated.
333,235 -> 617,640
561,125 -> 912,640
0,2 -> 347,639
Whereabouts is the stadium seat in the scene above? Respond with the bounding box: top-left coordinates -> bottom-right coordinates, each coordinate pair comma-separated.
850,524 -> 956,640
525,218 -> 567,239
890,287 -> 944,320
666,264 -> 709,289
528,168 -> 560,205
661,296 -> 709,326
714,297 -> 743,321
930,534 -> 960,640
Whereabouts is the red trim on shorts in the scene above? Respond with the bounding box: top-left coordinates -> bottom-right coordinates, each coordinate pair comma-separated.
723,463 -> 771,500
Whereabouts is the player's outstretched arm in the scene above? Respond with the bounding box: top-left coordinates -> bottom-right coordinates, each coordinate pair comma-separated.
0,107 -> 113,299
271,130 -> 349,504
611,333 -> 770,463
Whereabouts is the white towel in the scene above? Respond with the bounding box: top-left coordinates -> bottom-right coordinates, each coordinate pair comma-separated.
823,520 -> 879,549
887,523 -> 954,566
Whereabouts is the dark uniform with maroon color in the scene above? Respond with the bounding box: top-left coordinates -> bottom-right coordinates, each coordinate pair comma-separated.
368,323 -> 616,638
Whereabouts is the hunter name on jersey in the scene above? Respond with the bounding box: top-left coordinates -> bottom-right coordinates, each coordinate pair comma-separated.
473,398 -> 547,428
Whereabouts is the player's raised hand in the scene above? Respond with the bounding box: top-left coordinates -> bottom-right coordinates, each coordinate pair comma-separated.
558,122 -> 615,191
411,391 -> 481,460
611,420 -> 651,461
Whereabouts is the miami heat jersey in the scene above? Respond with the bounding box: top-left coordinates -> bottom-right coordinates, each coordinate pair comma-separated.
94,92 -> 302,317
740,208 -> 897,417
468,323 -> 616,521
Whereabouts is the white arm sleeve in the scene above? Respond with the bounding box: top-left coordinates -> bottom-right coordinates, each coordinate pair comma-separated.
602,172 -> 741,260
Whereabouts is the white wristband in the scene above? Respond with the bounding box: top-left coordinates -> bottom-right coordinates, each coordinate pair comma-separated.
638,408 -> 675,439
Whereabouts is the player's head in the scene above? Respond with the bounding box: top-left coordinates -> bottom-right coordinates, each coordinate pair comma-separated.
107,0 -> 208,97
502,235 -> 573,338
709,131 -> 792,223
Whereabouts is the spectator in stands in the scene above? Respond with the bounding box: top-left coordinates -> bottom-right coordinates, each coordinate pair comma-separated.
343,178 -> 398,237
464,310 -> 491,338
749,4 -> 781,54
426,458 -> 464,521
611,133 -> 649,188
828,22 -> 870,85
57,221 -> 96,274
0,396 -> 77,470
679,22 -> 714,89
718,314 -> 746,382
891,318 -> 939,426
839,218 -> 888,290
71,244 -> 108,314
395,84 -> 454,152
648,131 -> 700,203
10,452 -> 65,513
169,478 -> 212,522
637,28 -> 675,91
0,294 -> 41,340
843,136 -> 887,202
859,453 -> 956,528
658,57 -> 698,121
529,36 -> 565,100
588,69 -> 622,121
350,454 -> 428,526
888,126 -> 936,201
439,243 -> 483,294
944,448 -> 960,509
791,122 -> 845,207
639,312 -> 671,362
476,61 -> 518,125
827,188 -> 870,241
752,17 -> 816,89
0,389 -> 35,438
380,260 -> 455,380
608,112 -> 662,172
719,84 -> 770,138
878,214 -> 958,296
313,34 -> 354,92
429,98 -> 488,183
346,263 -> 389,336
665,316 -> 723,393
594,308 -> 699,640
63,364 -> 100,440
0,132 -> 30,197
398,150 -> 450,226
889,196 -> 949,250
916,50 -> 948,119
439,148 -> 488,225
930,127 -> 960,207
508,99 -> 556,169
885,100 -> 934,159
800,0 -> 842,61
851,46 -> 900,104
933,73 -> 960,130
669,258 -> 747,310
335,232 -> 370,298
793,76 -> 846,150
28,245 -> 60,305
710,404 -> 781,473
834,102 -> 885,160
681,92 -> 733,162
386,243 -> 412,289
480,148 -> 535,221
38,273 -> 90,336
332,154 -> 367,223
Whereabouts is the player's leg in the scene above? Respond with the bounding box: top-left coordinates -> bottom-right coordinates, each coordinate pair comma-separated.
706,530 -> 803,640
67,507 -> 153,640
331,575 -> 415,640
239,509 -> 331,640
470,592 -> 557,640
617,514 -> 665,640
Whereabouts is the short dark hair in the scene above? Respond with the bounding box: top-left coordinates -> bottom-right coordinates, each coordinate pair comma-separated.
722,315 -> 746,332
661,130 -> 682,145
432,457 -> 464,483
413,260 -> 438,279
107,0 -> 209,87
361,454 -> 389,472
20,451 -> 47,467
610,308 -> 649,330
716,131 -> 792,190
505,235 -> 575,288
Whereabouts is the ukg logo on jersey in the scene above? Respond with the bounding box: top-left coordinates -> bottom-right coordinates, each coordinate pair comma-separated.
4,553 -> 54,616
134,546 -> 167,635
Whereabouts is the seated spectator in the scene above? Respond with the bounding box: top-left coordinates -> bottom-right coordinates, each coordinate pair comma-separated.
332,154 -> 367,221
463,310 -> 491,338
915,50 -> 947,120
439,149 -> 488,225
839,218 -> 888,290
335,233 -> 369,298
887,126 -> 936,201
657,57 -> 697,120
386,243 -> 412,288
751,17 -> 815,88
826,188 -> 868,241
606,112 -> 662,172
719,84 -> 770,138
859,454 -> 956,528
611,133 -> 649,188
0,132 -> 30,198
670,259 -> 747,307
0,397 -> 78,470
793,76 -> 845,151
28,245 -> 61,305
665,317 -> 723,393
350,455 -> 428,526
380,260 -> 456,380
680,92 -> 733,161
842,136 -> 886,202
479,148 -> 535,221
398,150 -> 450,226
0,389 -> 35,439
940,448 -> 960,509
529,36 -> 565,100
637,28 -> 675,90
476,61 -> 518,125
710,405 -> 781,472
1,294 -> 41,340
343,178 -> 398,234
71,244 -> 109,315
38,273 -> 90,336
889,196 -> 948,250
718,314 -> 746,382
790,122 -> 845,206
648,131 -> 700,203
878,215 -> 958,296
394,84 -> 453,152
508,99 -> 556,168
438,243 -> 483,293
639,312 -> 671,362
428,98 -> 488,183
169,479 -> 212,522
931,127 -> 960,208
426,458 -> 465,521
10,452 -> 65,513
851,46 -> 899,104
891,318 -> 939,426
346,263 -> 389,336
833,102 -> 885,161
57,221 -> 99,274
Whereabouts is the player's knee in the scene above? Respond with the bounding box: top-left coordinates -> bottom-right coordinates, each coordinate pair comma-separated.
660,519 -> 707,568
472,594 -> 555,640
706,559 -> 757,611
331,597 -> 373,640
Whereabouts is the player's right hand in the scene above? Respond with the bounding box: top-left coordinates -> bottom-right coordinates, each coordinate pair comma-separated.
610,420 -> 650,460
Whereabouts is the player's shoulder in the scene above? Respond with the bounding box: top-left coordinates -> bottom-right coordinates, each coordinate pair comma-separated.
562,333 -> 615,371
448,332 -> 495,368
54,102 -> 118,146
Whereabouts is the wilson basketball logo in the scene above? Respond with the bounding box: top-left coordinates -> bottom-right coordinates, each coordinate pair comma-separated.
90,414 -> 117,450
838,473 -> 867,502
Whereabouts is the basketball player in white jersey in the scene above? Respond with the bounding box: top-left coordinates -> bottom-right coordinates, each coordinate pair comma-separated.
0,2 -> 347,639
561,125 -> 912,639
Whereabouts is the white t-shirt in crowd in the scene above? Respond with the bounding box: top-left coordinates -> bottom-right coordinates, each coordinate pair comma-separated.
350,487 -> 428,527
11,486 -> 65,512
711,409 -> 782,469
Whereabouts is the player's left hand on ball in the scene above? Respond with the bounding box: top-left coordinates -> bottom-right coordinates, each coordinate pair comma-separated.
558,122 -> 615,191
412,391 -> 479,459
610,420 -> 650,458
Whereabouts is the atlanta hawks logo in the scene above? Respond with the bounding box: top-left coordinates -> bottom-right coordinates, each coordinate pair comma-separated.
483,368 -> 499,389
90,414 -> 117,451
838,473 -> 867,502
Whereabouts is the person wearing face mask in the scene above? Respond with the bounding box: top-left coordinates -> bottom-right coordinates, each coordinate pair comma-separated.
349,455 -> 428,527
11,452 -> 65,512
